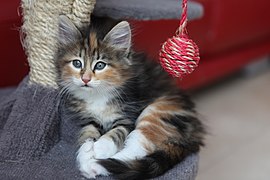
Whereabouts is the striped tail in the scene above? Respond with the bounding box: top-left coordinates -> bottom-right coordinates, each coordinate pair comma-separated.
98,151 -> 180,180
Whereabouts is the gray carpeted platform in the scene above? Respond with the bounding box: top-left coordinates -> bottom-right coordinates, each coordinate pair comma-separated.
94,0 -> 203,20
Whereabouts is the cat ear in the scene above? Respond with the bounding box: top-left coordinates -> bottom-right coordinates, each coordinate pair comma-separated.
58,15 -> 82,46
103,21 -> 131,53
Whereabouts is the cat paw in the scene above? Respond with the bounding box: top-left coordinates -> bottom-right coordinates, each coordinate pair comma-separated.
94,138 -> 118,159
77,139 -> 95,171
79,159 -> 110,179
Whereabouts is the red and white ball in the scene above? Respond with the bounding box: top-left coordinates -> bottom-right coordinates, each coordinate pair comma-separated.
159,35 -> 200,78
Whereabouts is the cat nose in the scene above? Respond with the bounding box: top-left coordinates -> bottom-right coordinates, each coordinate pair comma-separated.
82,77 -> 91,84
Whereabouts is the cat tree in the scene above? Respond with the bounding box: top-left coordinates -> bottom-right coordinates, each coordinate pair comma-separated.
0,0 -> 203,179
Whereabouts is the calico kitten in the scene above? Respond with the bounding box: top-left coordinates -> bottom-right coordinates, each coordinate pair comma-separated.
57,15 -> 205,180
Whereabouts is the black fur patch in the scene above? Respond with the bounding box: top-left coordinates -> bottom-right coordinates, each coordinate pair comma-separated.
98,151 -> 176,180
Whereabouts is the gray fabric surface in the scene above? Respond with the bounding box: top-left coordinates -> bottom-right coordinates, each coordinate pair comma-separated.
94,0 -> 204,20
0,77 -> 199,179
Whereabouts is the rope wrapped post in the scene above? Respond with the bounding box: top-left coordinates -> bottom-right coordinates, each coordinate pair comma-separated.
21,0 -> 96,88
159,0 -> 200,78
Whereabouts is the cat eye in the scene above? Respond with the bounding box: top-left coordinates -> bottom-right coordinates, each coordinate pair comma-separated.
94,62 -> 107,71
72,60 -> 83,69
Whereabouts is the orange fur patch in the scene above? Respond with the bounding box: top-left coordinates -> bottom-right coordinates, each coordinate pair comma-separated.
153,97 -> 182,112
137,97 -> 184,155
62,65 -> 81,80
96,67 -> 123,86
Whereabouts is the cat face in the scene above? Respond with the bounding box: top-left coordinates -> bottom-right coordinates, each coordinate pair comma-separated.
57,16 -> 132,98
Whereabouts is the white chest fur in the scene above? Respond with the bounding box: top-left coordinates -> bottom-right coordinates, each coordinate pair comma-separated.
74,89 -> 121,129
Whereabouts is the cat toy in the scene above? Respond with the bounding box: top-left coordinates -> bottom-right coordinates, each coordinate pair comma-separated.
159,0 -> 200,78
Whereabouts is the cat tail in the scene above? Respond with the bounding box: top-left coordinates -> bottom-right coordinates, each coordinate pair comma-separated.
98,151 -> 179,180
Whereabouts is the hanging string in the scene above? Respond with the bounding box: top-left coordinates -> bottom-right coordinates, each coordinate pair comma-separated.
177,0 -> 188,36
159,0 -> 200,78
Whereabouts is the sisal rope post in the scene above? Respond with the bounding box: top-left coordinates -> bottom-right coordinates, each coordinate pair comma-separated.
159,0 -> 200,78
21,0 -> 96,88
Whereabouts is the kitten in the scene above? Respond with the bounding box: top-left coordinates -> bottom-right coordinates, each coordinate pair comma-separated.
57,15 -> 205,180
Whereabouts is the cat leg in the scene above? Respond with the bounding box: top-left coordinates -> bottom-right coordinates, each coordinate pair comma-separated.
93,136 -> 118,159
85,129 -> 151,178
93,123 -> 133,159
77,124 -> 101,178
77,120 -> 134,178
82,121 -> 134,178
110,129 -> 150,161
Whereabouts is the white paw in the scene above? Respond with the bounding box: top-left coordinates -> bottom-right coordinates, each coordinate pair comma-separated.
78,159 -> 110,179
93,138 -> 118,159
77,139 -> 95,175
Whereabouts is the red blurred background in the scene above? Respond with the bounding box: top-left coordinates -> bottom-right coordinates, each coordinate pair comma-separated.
1,0 -> 270,89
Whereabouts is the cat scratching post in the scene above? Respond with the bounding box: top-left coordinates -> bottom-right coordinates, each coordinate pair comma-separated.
21,0 -> 95,87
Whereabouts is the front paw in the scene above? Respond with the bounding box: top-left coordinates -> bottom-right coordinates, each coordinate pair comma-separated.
94,138 -> 118,159
77,139 -> 95,174
80,160 -> 110,179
